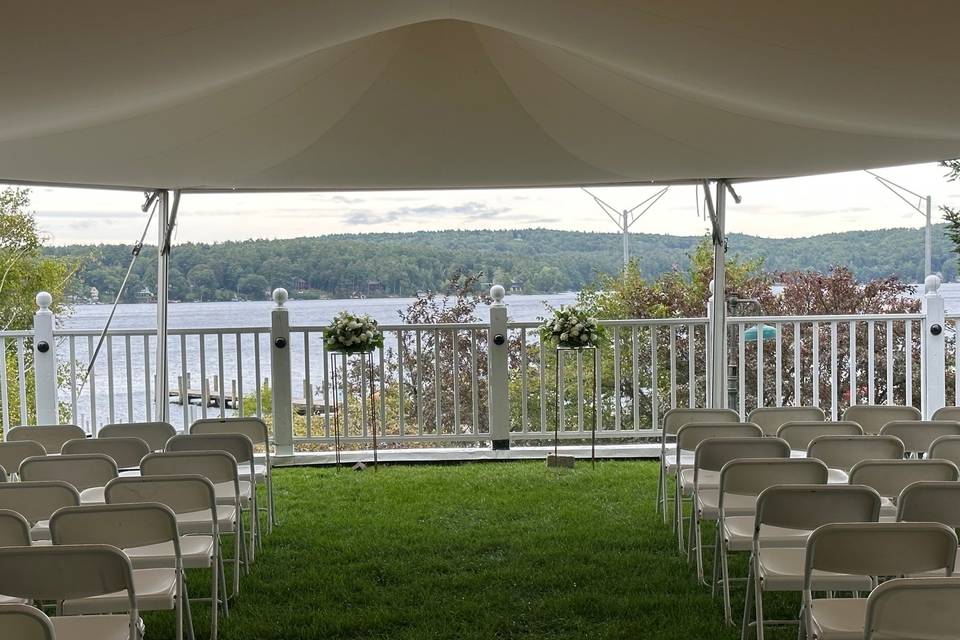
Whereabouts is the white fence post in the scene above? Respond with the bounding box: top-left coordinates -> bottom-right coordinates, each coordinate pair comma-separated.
270,288 -> 294,457
921,274 -> 945,419
33,292 -> 58,425
488,285 -> 510,450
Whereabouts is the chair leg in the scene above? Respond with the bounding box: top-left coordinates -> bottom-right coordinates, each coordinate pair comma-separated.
218,550 -> 229,616
182,573 -> 195,640
721,540 -> 733,624
211,551 -> 220,640
233,521 -> 242,597
753,563 -> 765,640
712,528 -> 720,598
741,558 -> 754,640
657,463 -> 666,519
267,473 -> 276,530
675,480 -> 685,551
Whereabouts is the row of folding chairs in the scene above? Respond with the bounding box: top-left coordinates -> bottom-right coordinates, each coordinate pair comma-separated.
1,417 -> 276,532
656,406 -> 960,639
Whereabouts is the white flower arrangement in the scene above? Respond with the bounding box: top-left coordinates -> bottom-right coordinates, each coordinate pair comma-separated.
324,311 -> 384,353
539,305 -> 604,349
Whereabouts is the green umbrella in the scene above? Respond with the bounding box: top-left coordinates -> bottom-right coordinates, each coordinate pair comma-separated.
744,324 -> 777,342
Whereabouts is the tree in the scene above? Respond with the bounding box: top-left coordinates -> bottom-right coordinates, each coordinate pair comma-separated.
237,274 -> 269,299
941,160 -> 960,273
0,187 -> 78,424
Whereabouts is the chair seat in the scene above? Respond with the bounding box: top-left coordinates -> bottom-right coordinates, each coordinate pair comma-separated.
214,480 -> 252,507
62,568 -> 177,614
52,614 -> 133,640
808,598 -> 868,640
757,548 -> 873,592
240,463 -> 267,482
723,517 -> 811,552
79,486 -> 106,504
125,535 -> 215,569
878,496 -> 897,518
663,452 -> 694,473
176,506 -> 237,535
680,469 -> 719,493
0,593 -> 29,605
696,491 -> 757,520
30,520 -> 50,541
828,468 -> 849,484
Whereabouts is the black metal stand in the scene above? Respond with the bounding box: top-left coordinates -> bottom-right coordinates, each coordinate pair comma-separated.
329,349 -> 379,471
555,345 -> 600,468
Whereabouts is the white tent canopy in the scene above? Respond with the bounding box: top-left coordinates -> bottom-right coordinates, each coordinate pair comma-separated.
2,0 -> 960,191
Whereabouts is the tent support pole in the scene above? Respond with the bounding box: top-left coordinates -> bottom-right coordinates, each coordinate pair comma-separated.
707,180 -> 727,409
155,191 -> 172,424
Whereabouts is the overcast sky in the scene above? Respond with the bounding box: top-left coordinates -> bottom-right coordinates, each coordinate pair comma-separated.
8,162 -> 960,247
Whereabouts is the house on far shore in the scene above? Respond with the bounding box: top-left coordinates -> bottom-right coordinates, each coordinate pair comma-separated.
367,280 -> 385,296
135,286 -> 155,303
509,280 -> 524,294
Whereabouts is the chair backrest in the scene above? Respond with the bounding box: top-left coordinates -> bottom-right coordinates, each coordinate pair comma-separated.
755,484 -> 881,534
931,406 -> 960,422
675,423 -> 762,461
166,433 -> 254,467
0,481 -> 80,525
720,458 -> 829,504
848,459 -> 959,500
19,453 -> 118,492
880,420 -> 960,455
927,435 -> 960,468
0,509 -> 31,547
864,577 -> 960,640
842,404 -> 922,435
140,450 -> 238,487
693,437 -> 790,476
0,441 -> 45,477
807,435 -> 905,472
805,522 -> 957,585
661,407 -> 740,437
105,475 -> 218,522
61,436 -> 150,469
7,424 -> 85,453
0,544 -> 137,634
748,406 -> 825,436
0,603 -> 56,640
191,417 -> 269,448
777,421 -> 863,451
897,481 -> 960,528
51,502 -> 180,553
100,421 -> 177,451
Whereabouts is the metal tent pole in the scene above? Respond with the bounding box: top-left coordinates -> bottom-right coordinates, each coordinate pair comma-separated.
705,181 -> 728,408
926,195 -> 933,276
155,191 -> 171,423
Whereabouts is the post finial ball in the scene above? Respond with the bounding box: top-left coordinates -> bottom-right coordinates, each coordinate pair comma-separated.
36,291 -> 52,310
925,274 -> 941,294
490,284 -> 505,304
272,287 -> 288,307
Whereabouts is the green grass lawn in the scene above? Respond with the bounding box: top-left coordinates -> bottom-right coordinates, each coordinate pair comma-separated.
144,461 -> 801,639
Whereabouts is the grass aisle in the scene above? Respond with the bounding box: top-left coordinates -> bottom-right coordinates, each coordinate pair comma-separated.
146,461 -> 798,639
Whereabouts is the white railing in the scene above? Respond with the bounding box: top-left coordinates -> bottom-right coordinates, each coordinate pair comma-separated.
5,278 -> 953,451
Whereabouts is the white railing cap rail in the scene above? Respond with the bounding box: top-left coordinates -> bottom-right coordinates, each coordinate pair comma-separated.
728,312 -> 923,323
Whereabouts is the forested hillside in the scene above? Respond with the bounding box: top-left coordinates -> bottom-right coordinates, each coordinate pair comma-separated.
45,226 -> 955,302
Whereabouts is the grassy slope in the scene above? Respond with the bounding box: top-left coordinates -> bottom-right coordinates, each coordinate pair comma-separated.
145,461 -> 799,639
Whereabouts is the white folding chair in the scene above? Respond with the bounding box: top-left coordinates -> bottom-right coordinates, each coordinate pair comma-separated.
192,417 -> 275,532
167,433 -> 259,556
0,603 -> 56,640
0,480 -> 80,542
658,407 -> 740,521
848,459 -> 959,518
0,441 -> 45,481
7,424 -> 85,454
0,509 -> 32,606
0,544 -> 140,640
20,453 -> 118,504
802,522 -> 957,640
686,436 -> 790,584
51,502 -> 194,640
842,405 -> 921,435
927,434 -> 960,468
61,436 -> 150,470
742,485 -> 881,640
807,435 -> 905,484
140,451 -> 246,600
672,422 -> 763,546
106,475 -> 224,640
863,577 -> 960,640
879,420 -> 960,457
777,421 -> 862,453
748,406 -> 825,437
101,421 -> 177,452
931,406 -> 960,422
716,458 -> 828,624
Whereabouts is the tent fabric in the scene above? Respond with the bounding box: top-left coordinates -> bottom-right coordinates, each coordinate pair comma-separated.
2,0 -> 960,191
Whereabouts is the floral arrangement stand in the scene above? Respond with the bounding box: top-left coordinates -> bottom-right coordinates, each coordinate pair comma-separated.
324,312 -> 385,471
540,305 -> 604,469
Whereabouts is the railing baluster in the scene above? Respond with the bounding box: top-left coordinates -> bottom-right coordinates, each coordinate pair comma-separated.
340,352 -> 349,437
199,335 -> 208,420
106,335 -> 115,424
217,333 -> 225,419
86,335 -> 97,434
905,321 -> 913,407
849,321 -> 857,407
16,339 -> 27,425
650,327 -> 658,431
774,322 -> 782,407
397,330 -> 405,437
830,322 -> 838,420
812,322 -> 820,410
415,330 -> 423,436
539,337 -> 547,432
613,326 -> 621,430
320,335 -> 329,437
632,326 -> 640,426
755,321 -> 763,410
1,338 -> 10,434
687,324 -> 695,408
737,324 -> 745,419
793,321 -> 801,404
124,335 -> 133,421
470,330 -> 478,434
433,329 -> 441,434
303,331 -> 312,437
519,328 -> 527,433
885,321 -> 894,405
576,349 -> 584,432
378,344 -> 386,435
669,326 -> 677,409
254,332 -> 263,419
179,334 -> 188,428
236,333 -> 243,418
69,336 -> 78,423
143,335 -> 151,422
867,320 -> 876,404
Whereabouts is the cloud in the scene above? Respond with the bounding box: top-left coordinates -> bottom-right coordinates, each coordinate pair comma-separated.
342,210 -> 402,225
